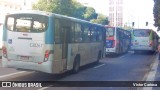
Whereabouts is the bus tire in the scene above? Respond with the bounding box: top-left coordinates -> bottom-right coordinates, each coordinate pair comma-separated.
134,50 -> 138,54
72,56 -> 80,73
96,51 -> 101,64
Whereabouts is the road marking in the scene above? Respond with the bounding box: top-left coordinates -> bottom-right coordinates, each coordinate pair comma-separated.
142,54 -> 159,90
119,55 -> 125,59
38,87 -> 49,90
39,64 -> 105,90
38,85 -> 53,90
94,64 -> 105,68
0,71 -> 27,79
128,51 -> 134,53
119,54 -> 128,59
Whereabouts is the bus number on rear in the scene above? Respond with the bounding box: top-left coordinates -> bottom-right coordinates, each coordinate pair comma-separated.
30,43 -> 43,48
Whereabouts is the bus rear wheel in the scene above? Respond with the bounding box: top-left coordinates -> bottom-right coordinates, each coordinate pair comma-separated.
72,56 -> 80,73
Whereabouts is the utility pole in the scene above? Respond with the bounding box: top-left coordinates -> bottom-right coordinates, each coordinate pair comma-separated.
114,0 -> 117,27
138,16 -> 139,28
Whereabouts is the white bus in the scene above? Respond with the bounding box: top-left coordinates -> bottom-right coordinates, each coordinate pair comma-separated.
2,10 -> 106,74
131,29 -> 158,53
105,26 -> 131,55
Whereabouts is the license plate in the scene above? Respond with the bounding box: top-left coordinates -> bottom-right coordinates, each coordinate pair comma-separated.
20,56 -> 29,60
135,43 -> 139,45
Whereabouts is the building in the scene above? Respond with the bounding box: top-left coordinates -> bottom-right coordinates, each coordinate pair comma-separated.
0,0 -> 22,24
108,0 -> 123,27
23,0 -> 38,10
0,0 -> 37,24
0,0 -> 37,48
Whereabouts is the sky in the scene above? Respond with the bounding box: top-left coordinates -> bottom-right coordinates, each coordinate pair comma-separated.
77,0 -> 157,31
77,0 -> 109,16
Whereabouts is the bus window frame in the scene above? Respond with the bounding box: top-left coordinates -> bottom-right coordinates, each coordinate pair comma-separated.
5,14 -> 48,33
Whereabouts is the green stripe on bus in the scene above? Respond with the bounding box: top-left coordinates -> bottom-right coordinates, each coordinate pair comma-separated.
131,31 -> 134,40
149,31 -> 153,40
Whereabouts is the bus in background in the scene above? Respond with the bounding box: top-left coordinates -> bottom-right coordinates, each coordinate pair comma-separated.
2,10 -> 106,74
131,29 -> 158,53
0,23 -> 3,48
105,26 -> 131,55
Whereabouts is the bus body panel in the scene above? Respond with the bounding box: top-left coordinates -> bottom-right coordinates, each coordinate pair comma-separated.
105,26 -> 130,54
2,11 -> 105,74
131,37 -> 152,51
131,29 -> 158,52
7,31 -> 45,63
53,42 -> 103,73
3,56 -> 53,73
105,27 -> 117,54
2,44 -> 53,73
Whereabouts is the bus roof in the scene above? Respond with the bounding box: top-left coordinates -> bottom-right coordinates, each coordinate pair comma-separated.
132,29 -> 153,31
7,10 -> 104,27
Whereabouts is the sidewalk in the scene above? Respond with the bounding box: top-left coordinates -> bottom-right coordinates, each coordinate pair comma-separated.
152,55 -> 160,90
154,55 -> 160,81
0,49 -> 1,59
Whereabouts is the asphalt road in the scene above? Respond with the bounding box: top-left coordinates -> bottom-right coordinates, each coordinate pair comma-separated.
0,51 -> 157,90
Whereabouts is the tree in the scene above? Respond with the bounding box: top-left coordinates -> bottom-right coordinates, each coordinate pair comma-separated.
90,14 -> 109,25
71,0 -> 86,19
33,0 -> 76,16
33,0 -> 108,23
153,0 -> 160,30
83,7 -> 98,21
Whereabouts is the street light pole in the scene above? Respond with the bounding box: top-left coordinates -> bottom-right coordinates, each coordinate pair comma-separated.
138,16 -> 139,28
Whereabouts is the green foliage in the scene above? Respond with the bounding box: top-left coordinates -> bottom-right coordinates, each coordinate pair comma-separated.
83,7 -> 98,21
33,0 -> 109,25
72,1 -> 86,19
90,14 -> 109,25
33,0 -> 76,16
153,0 -> 160,30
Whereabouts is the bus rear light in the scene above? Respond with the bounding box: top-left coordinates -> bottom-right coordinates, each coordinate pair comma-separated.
112,40 -> 115,48
149,41 -> 153,47
38,62 -> 43,64
2,46 -> 7,58
44,50 -> 50,62
45,51 -> 49,58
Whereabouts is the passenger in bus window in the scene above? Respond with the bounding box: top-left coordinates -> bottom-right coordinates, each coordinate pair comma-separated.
19,27 -> 28,32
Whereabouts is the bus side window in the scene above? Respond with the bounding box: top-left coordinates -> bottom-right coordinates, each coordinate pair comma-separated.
7,17 -> 14,31
105,28 -> 109,39
82,24 -> 90,42
75,23 -> 82,43
90,26 -> 97,42
70,22 -> 75,43
97,27 -> 103,42
54,19 -> 62,44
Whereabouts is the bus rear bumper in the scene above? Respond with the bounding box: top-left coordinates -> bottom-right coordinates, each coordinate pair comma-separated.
131,46 -> 153,51
2,57 -> 53,74
106,48 -> 116,53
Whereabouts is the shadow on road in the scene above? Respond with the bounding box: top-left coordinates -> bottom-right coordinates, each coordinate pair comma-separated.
133,51 -> 157,56
5,62 -> 103,81
106,52 -> 128,58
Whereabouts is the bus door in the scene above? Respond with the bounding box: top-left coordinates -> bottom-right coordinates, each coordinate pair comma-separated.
61,27 -> 69,70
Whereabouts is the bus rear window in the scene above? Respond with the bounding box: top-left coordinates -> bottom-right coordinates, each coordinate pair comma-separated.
6,14 -> 48,33
133,29 -> 151,37
106,27 -> 115,37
